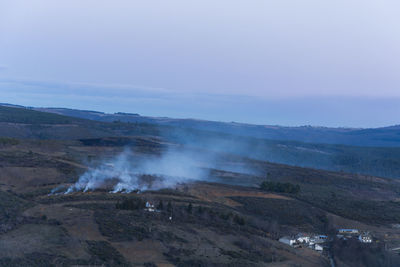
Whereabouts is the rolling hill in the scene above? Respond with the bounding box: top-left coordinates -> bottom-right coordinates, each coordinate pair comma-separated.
0,104 -> 399,266
27,105 -> 400,147
1,104 -> 400,179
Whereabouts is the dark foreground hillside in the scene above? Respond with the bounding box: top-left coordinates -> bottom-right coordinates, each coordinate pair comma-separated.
0,135 -> 399,266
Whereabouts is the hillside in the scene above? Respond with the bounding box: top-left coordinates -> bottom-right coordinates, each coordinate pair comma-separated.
1,105 -> 400,180
0,105 -> 399,266
0,105 -> 160,140
0,105 -> 398,265
0,134 -> 399,266
27,105 -> 400,147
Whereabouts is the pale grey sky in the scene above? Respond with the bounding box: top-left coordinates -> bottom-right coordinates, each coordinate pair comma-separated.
1,1 -> 400,127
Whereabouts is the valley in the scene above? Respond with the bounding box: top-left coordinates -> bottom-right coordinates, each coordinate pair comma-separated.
0,106 -> 399,266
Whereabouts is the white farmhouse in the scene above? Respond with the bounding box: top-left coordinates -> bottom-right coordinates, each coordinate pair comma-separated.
145,201 -> 155,212
279,236 -> 297,246
296,233 -> 311,244
314,244 -> 324,252
359,233 -> 372,243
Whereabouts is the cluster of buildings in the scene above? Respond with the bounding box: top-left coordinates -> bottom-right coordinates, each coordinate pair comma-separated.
279,229 -> 373,252
279,234 -> 328,252
337,229 -> 372,243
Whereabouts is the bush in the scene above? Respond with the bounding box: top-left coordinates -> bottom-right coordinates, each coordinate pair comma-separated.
116,198 -> 145,210
157,200 -> 164,210
233,214 -> 246,226
0,137 -> 19,146
187,203 -> 192,214
86,240 -> 129,266
260,181 -> 300,194
167,201 -> 173,212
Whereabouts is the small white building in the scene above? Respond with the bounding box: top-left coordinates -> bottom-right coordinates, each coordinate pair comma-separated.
296,233 -> 311,244
359,233 -> 372,243
314,244 -> 324,252
145,201 -> 155,212
310,235 -> 328,244
316,235 -> 328,241
279,236 -> 297,246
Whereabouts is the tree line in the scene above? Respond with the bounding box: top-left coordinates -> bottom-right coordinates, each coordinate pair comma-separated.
260,181 -> 300,194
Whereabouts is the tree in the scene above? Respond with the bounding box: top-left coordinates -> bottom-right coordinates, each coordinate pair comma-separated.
167,201 -> 172,212
157,200 -> 164,210
116,198 -> 145,210
197,206 -> 204,214
260,181 -> 300,194
233,214 -> 245,225
187,203 -> 193,214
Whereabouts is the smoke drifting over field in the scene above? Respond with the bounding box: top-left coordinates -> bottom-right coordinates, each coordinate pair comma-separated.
65,148 -> 214,193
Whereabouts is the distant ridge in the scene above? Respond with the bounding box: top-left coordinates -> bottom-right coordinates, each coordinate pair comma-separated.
2,103 -> 400,147
1,103 -> 400,179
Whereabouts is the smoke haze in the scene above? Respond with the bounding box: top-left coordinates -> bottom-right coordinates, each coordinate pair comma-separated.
65,147 -> 215,193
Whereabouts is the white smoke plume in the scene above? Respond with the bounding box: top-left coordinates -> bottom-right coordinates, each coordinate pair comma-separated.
65,148 -> 211,194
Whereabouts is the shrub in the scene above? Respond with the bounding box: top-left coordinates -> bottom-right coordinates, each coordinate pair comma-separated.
86,240 -> 129,266
167,201 -> 173,212
157,200 -> 164,210
260,181 -> 300,194
187,203 -> 192,214
233,214 -> 246,226
116,198 -> 145,210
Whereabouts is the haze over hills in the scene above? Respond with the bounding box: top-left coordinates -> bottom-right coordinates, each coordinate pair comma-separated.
35,107 -> 400,147
2,103 -> 400,147
1,104 -> 400,180
0,103 -> 399,266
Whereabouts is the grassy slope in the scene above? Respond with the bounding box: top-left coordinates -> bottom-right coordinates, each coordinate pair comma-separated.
0,135 -> 399,265
0,106 -> 84,124
0,106 -> 160,140
163,126 -> 400,179
2,105 -> 400,179
33,105 -> 400,147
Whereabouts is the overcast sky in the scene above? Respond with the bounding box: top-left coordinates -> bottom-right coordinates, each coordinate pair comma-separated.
1,1 -> 400,127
